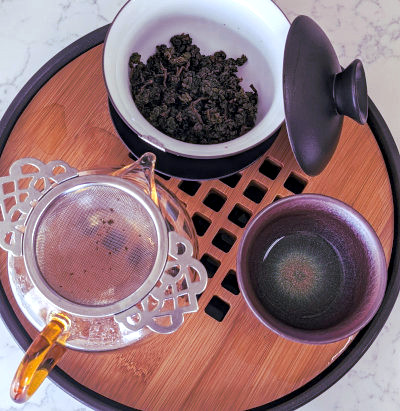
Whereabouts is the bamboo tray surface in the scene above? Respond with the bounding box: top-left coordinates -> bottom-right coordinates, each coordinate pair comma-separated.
0,27 -> 398,411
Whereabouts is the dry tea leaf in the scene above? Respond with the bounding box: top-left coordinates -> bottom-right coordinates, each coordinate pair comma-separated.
129,34 -> 258,145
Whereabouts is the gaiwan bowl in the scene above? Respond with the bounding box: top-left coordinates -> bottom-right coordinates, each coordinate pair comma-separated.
237,194 -> 387,344
103,0 -> 289,159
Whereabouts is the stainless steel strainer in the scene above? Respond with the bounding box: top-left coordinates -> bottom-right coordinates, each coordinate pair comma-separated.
0,154 -> 207,403
24,175 -> 168,316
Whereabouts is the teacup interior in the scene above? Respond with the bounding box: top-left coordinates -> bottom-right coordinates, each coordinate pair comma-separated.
253,230 -> 346,330
246,212 -> 364,331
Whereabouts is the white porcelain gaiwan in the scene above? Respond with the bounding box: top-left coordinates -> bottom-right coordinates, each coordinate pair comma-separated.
103,0 -> 289,159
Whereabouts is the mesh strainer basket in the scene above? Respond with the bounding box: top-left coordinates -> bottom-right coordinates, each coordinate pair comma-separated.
0,153 -> 207,403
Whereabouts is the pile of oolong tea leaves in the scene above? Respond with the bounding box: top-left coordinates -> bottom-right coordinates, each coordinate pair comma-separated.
129,33 -> 258,144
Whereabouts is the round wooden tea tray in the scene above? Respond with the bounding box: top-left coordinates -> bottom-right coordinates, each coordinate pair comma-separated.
0,26 -> 399,410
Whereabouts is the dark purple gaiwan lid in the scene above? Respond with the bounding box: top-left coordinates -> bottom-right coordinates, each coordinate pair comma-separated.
283,15 -> 368,176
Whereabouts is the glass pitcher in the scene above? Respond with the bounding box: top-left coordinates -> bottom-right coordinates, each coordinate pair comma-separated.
0,153 -> 207,402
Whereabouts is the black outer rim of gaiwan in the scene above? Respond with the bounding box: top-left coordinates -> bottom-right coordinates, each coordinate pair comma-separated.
108,100 -> 279,181
0,25 -> 399,411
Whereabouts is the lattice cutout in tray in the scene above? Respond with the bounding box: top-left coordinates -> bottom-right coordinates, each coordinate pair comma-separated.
152,127 -> 309,322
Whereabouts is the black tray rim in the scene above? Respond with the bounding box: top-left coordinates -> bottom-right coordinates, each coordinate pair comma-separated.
0,25 -> 399,411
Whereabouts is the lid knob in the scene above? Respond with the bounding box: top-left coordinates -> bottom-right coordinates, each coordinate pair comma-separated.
333,59 -> 368,124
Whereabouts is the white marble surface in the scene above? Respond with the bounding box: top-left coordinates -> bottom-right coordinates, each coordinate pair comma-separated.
0,1 -> 399,410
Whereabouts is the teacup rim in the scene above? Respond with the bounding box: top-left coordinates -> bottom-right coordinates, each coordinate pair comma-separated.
236,193 -> 388,344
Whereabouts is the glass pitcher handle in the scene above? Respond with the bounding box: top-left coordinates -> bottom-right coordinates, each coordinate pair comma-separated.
10,315 -> 70,403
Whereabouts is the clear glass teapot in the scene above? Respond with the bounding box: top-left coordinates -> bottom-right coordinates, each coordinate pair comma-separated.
0,153 -> 207,402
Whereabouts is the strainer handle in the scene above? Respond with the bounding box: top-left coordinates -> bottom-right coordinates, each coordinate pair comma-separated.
10,315 -> 70,403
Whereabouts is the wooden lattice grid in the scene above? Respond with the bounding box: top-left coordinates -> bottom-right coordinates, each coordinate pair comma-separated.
154,127 -> 310,323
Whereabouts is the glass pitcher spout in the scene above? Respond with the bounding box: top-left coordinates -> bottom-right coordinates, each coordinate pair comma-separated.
111,152 -> 159,206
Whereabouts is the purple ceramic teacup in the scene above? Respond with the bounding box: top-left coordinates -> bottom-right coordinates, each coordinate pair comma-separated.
237,194 -> 387,344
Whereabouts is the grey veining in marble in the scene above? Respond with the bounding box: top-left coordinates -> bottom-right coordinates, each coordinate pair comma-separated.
0,1 -> 400,410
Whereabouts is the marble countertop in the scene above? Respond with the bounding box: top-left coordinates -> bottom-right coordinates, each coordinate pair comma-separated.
0,0 -> 399,410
